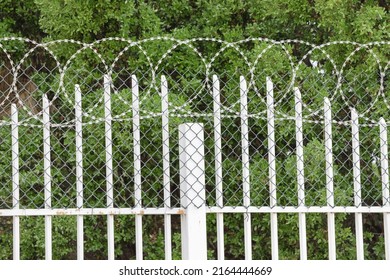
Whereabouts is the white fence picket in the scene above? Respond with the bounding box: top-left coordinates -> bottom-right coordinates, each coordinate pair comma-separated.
240,76 -> 252,260
266,77 -> 278,260
104,75 -> 115,260
132,75 -> 143,260
213,75 -> 225,260
351,108 -> 364,260
43,94 -> 52,260
379,118 -> 390,260
294,87 -> 307,260
75,84 -> 84,260
161,75 -> 172,260
324,98 -> 336,260
11,104 -> 19,260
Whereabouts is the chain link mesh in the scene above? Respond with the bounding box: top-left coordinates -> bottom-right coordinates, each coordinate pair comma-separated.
0,37 -> 389,211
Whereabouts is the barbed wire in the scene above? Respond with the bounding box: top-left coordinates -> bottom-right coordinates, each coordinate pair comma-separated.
0,36 -> 389,127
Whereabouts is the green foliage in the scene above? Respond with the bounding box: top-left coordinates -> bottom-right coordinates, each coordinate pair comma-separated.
0,0 -> 43,39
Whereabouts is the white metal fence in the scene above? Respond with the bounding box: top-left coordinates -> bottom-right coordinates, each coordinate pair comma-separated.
0,37 -> 389,260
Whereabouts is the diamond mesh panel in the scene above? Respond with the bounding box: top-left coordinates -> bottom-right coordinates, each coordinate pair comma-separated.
0,38 -> 389,211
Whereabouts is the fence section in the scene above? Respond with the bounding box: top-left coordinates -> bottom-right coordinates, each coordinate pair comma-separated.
0,37 -> 389,260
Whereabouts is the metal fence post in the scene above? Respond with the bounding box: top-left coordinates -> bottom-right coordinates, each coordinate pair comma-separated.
179,123 -> 207,260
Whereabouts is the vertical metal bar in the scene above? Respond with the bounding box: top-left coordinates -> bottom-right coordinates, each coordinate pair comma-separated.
104,75 -> 115,260
351,108 -> 364,260
132,75 -> 143,260
75,84 -> 84,260
240,76 -> 252,260
213,75 -> 225,260
324,97 -> 336,260
11,104 -> 20,260
43,94 -> 52,260
161,75 -> 172,260
294,87 -> 307,260
266,77 -> 278,260
379,118 -> 390,260
179,123 -> 207,260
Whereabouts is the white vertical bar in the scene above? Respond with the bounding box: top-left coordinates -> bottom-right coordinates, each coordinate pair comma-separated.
240,76 -> 252,260
266,77 -> 278,260
161,75 -> 172,260
43,94 -> 52,260
11,104 -> 20,260
213,75 -> 225,260
294,87 -> 307,260
132,75 -> 143,260
324,97 -> 336,260
351,108 -> 364,260
379,118 -> 390,260
104,75 -> 115,260
75,84 -> 84,260
179,123 -> 207,260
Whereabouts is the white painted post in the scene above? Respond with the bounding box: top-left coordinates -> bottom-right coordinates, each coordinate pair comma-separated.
43,94 -> 52,260
75,84 -> 84,260
240,76 -> 252,260
11,104 -> 20,260
294,87 -> 307,260
104,75 -> 115,260
379,118 -> 390,260
351,108 -> 364,260
266,77 -> 279,260
213,75 -> 225,260
161,75 -> 172,260
132,75 -> 143,260
324,98 -> 336,260
179,123 -> 207,260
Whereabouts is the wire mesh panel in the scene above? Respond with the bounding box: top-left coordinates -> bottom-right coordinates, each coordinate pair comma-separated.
0,37 -> 389,260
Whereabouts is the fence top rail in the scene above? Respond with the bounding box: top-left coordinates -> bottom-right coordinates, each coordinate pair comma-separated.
1,206 -> 390,217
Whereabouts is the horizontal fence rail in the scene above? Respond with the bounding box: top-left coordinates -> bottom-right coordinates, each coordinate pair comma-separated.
0,37 -> 389,260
